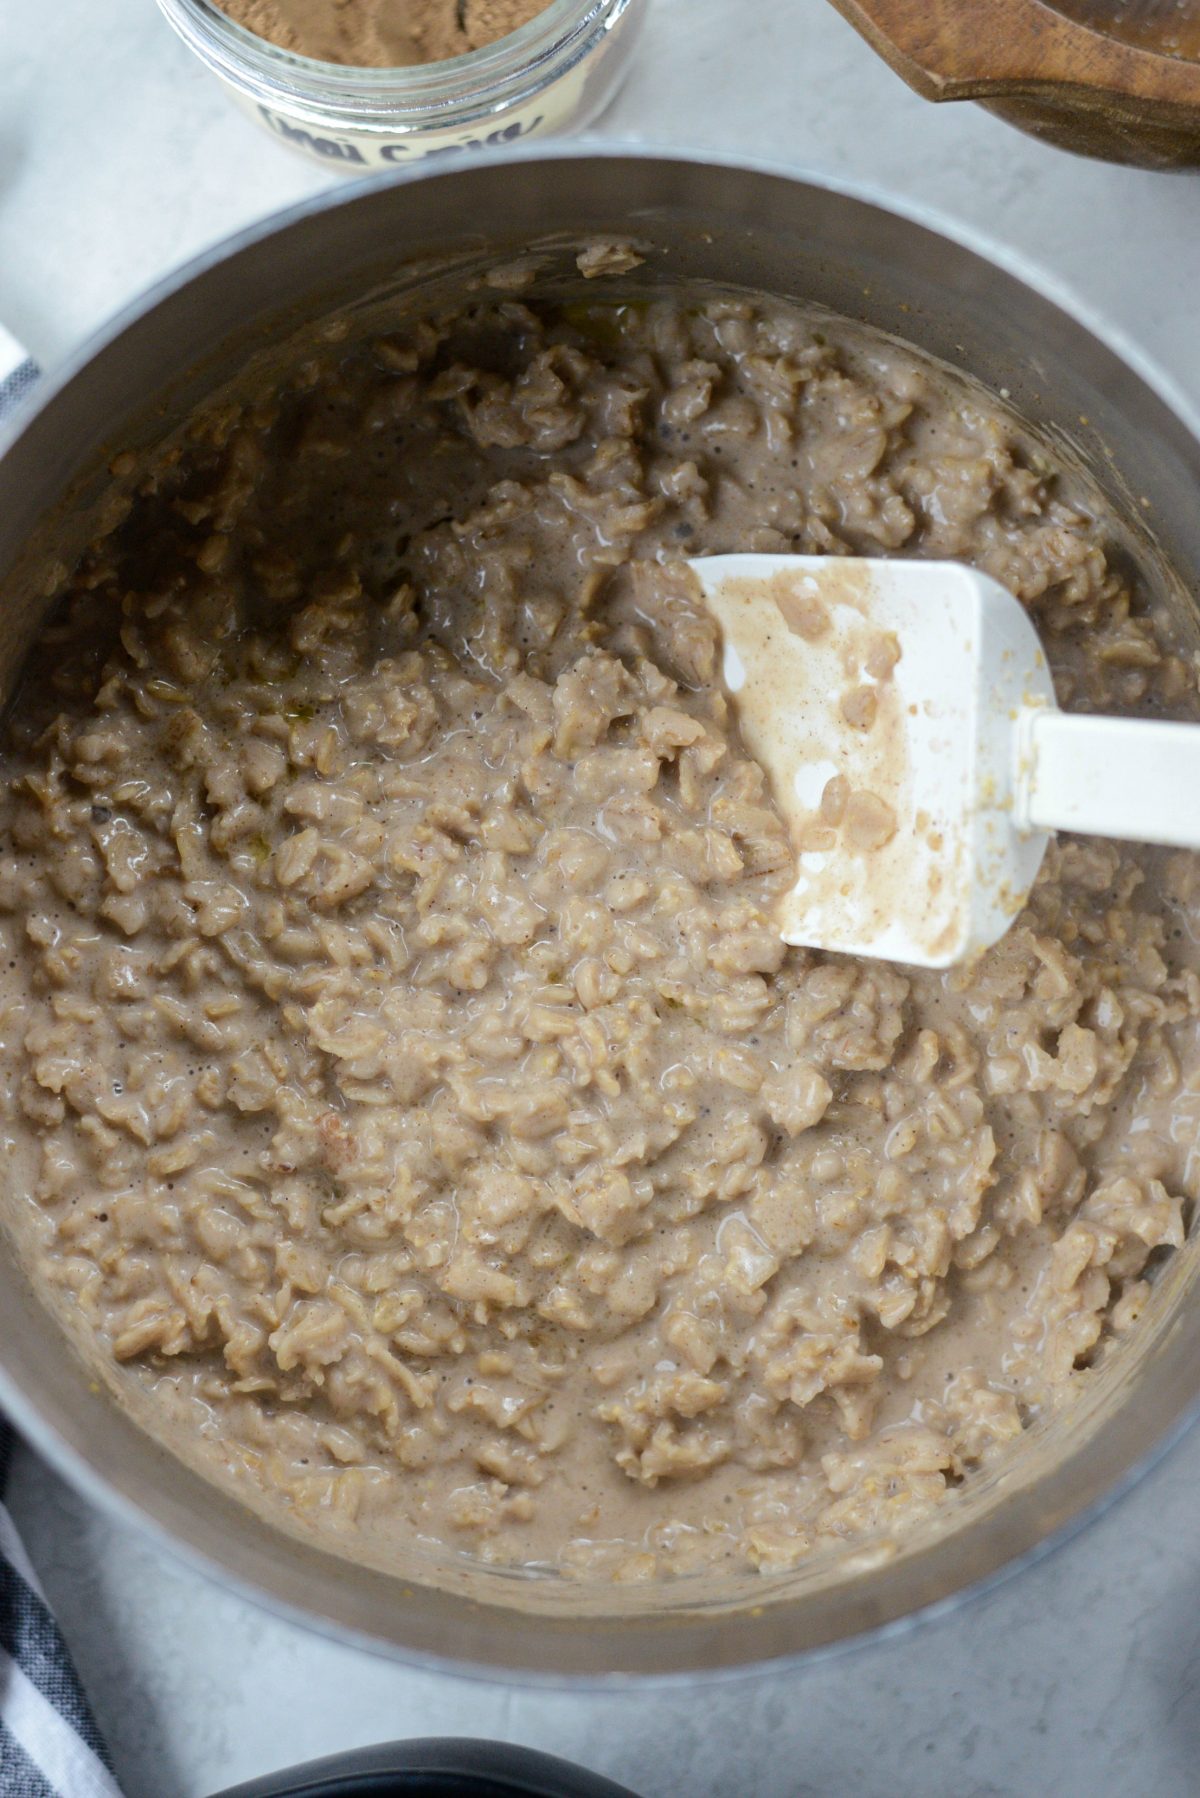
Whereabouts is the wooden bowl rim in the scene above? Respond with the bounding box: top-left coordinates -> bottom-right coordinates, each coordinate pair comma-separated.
830,0 -> 1200,109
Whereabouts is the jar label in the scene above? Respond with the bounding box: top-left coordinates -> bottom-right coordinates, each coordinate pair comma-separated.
254,101 -> 551,166
217,44 -> 609,173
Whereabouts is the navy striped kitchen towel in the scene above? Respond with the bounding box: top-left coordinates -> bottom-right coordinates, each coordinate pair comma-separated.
0,327 -> 38,418
0,1423 -> 122,1798
0,333 -> 124,1798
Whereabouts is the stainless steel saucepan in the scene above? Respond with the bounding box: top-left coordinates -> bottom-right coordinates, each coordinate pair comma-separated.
2,147 -> 1199,1682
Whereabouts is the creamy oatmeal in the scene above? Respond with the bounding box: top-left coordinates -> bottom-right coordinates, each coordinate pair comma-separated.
1,291 -> 1197,1581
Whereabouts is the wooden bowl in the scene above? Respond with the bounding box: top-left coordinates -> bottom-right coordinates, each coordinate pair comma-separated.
828,0 -> 1200,167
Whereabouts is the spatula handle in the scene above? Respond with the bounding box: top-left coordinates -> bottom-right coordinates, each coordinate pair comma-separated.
1023,708 -> 1200,849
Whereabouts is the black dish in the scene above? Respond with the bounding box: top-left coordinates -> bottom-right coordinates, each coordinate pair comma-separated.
209,1737 -> 642,1798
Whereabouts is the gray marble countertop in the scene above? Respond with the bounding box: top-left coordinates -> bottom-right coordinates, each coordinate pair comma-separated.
5,3 -> 1200,1793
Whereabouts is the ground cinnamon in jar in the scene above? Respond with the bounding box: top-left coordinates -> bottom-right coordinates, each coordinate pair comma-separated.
218,0 -> 554,66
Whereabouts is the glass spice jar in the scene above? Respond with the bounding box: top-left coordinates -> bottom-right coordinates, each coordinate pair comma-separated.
155,0 -> 647,172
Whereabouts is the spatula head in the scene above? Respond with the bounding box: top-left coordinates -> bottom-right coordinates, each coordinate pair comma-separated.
689,555 -> 1057,968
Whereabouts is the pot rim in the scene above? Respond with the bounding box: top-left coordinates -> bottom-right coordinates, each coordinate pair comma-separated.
5,140 -> 1198,461
2,140 -> 1199,1688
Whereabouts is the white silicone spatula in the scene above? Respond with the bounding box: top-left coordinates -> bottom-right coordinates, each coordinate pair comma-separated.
689,554 -> 1200,969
